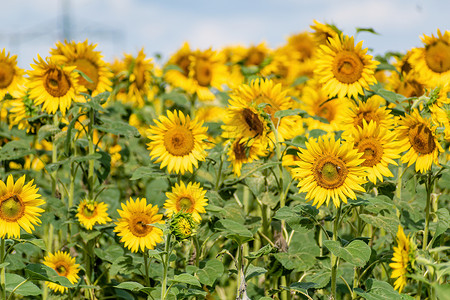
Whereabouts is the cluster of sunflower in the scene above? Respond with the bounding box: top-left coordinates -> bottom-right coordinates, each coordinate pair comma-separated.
0,19 -> 448,299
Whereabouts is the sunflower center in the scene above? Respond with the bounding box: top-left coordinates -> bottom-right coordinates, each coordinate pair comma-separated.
176,55 -> 191,75
357,138 -> 383,167
354,111 -> 380,128
73,58 -> 99,91
82,204 -> 96,218
55,263 -> 69,276
317,101 -> 337,122
245,48 -> 265,66
242,108 -> 264,136
44,68 -> 71,97
0,61 -> 15,89
129,214 -> 153,237
332,51 -> 364,84
425,41 -> 450,73
176,197 -> 194,212
194,58 -> 212,87
178,218 -> 192,236
164,126 -> 195,156
233,141 -> 248,160
314,157 -> 348,189
0,194 -> 25,221
408,123 -> 436,155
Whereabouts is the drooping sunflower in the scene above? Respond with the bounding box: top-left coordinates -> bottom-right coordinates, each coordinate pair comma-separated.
409,29 -> 450,87
50,40 -> 112,96
397,109 -> 444,173
338,95 -> 395,132
389,226 -> 416,293
292,135 -> 367,208
164,181 -> 208,223
0,49 -> 26,99
43,251 -> 80,294
344,120 -> 401,184
27,55 -> 85,115
114,197 -> 164,253
0,174 -> 45,239
315,34 -> 379,99
227,137 -> 268,177
147,110 -> 210,174
76,199 -> 111,230
310,20 -> 340,46
164,42 -> 193,90
8,94 -> 39,133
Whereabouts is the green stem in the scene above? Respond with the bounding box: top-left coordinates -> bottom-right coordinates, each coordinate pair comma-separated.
1,239 -> 6,300
193,236 -> 200,267
331,205 -> 342,300
143,250 -> 150,287
51,114 -> 59,197
7,278 -> 29,300
423,172 -> 433,250
88,108 -> 95,199
214,154 -> 224,191
161,234 -> 172,300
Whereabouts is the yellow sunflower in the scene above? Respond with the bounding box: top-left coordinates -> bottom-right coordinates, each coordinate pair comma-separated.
0,49 -> 26,99
286,31 -> 316,62
344,120 -> 401,184
8,95 -> 39,133
260,45 -> 302,86
231,43 -> 271,68
338,95 -> 395,132
147,110 -> 210,174
0,174 -> 45,238
164,181 -> 208,223
50,40 -> 112,96
292,135 -> 367,208
27,55 -> 85,115
409,29 -> 450,87
76,199 -> 111,230
114,197 -> 164,253
227,137 -> 268,177
315,34 -> 379,99
397,109 -> 444,173
430,103 -> 450,141
389,226 -> 415,293
43,251 -> 80,294
164,42 -> 193,90
310,20 -> 340,46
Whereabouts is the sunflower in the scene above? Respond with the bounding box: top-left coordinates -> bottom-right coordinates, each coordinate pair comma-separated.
50,40 -> 112,96
260,45 -> 302,86
292,135 -> 367,208
338,95 -> 395,132
164,181 -> 208,223
8,94 -> 39,133
409,29 -> 450,87
286,31 -> 316,62
43,251 -> 80,294
0,49 -> 26,99
76,199 -> 111,230
0,175 -> 45,239
430,103 -> 450,141
344,120 -> 401,184
170,211 -> 196,240
164,42 -> 193,90
114,197 -> 164,253
147,110 -> 210,174
27,55 -> 85,115
310,20 -> 340,46
231,43 -> 271,68
397,109 -> 444,173
389,226 -> 416,293
227,137 -> 268,177
315,34 -> 379,99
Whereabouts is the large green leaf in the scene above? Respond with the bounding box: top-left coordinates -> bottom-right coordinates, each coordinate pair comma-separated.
360,213 -> 400,236
171,273 -> 201,287
323,240 -> 371,267
94,116 -> 140,137
196,259 -> 224,286
6,274 -> 41,296
130,166 -> 171,180
215,219 -> 254,244
355,279 -> 414,300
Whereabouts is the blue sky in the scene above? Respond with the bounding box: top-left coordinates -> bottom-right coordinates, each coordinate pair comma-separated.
2,0 -> 449,68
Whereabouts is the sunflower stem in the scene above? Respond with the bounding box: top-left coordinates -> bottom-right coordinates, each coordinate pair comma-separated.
423,172 -> 433,251
331,205 -> 342,300
161,233 -> 172,300
143,250 -> 150,287
51,114 -> 59,197
88,108 -> 95,200
214,154 -> 224,191
7,278 -> 29,300
0,239 -> 6,300
193,235 -> 200,267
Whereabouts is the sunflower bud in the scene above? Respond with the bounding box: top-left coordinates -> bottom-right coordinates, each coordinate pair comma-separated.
170,212 -> 196,240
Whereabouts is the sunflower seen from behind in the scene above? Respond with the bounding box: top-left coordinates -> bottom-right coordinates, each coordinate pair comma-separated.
43,251 -> 80,294
0,174 -> 45,239
76,199 -> 111,230
0,49 -> 25,99
227,137 -> 268,177
344,120 -> 401,184
292,135 -> 367,208
164,181 -> 208,223
27,55 -> 85,115
389,225 -> 416,293
397,109 -> 443,173
147,110 -> 210,174
315,34 -> 379,100
114,197 -> 164,253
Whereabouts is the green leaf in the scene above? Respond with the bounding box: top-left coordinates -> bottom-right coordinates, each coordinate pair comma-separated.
432,283 -> 450,300
289,282 -> 316,294
0,140 -> 35,161
115,281 -> 145,292
161,91 -> 189,106
94,117 -> 140,137
196,259 -> 224,286
306,270 -> 332,289
274,109 -> 306,119
245,264 -> 267,280
25,264 -> 74,287
38,124 -> 60,141
360,213 -> 400,236
434,208 -> 449,238
356,279 -> 414,300
356,27 -> 380,35
5,274 -> 41,296
80,230 -> 101,242
215,219 -> 254,244
130,166 -> 171,180
274,252 -> 316,272
323,240 -> 371,267
171,273 -> 201,287
292,76 -> 308,87
246,244 -> 276,259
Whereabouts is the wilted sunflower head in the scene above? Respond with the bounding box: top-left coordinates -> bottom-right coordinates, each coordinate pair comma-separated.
170,211 -> 196,240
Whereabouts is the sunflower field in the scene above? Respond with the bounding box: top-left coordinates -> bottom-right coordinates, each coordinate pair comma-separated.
0,20 -> 449,300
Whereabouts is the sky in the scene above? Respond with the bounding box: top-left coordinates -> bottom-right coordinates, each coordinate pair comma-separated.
1,0 -> 449,69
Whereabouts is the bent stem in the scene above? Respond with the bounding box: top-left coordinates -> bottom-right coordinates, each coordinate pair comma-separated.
330,205 -> 342,300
